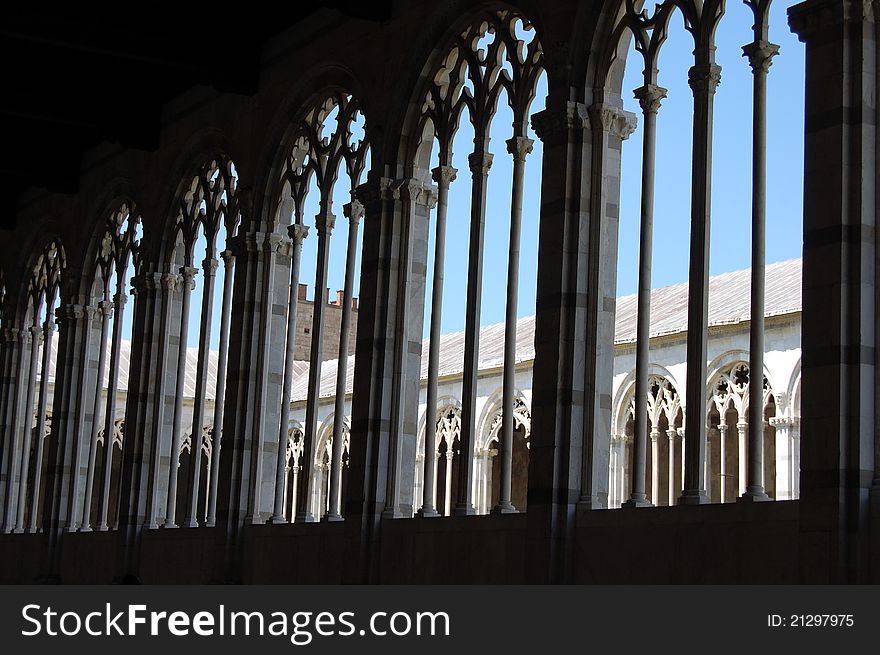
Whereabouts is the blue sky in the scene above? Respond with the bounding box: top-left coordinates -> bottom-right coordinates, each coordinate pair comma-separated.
157,1 -> 804,351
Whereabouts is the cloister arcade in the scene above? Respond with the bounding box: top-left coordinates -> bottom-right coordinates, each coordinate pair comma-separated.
0,0 -> 874,584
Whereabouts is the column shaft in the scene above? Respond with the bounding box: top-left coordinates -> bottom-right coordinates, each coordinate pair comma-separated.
327,202 -> 362,520
28,320 -> 54,532
97,289 -> 126,530
297,212 -> 335,522
455,145 -> 493,516
14,325 -> 42,532
206,251 -> 235,527
272,225 -> 308,523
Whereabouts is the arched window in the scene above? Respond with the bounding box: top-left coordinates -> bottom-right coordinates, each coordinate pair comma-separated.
78,202 -> 141,532
410,8 -> 545,518
600,0 -> 796,507
5,238 -> 64,533
163,157 -> 240,529
269,92 -> 369,524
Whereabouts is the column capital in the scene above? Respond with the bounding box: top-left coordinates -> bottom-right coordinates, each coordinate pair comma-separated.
742,41 -> 780,74
588,103 -> 638,140
392,178 -> 438,208
220,249 -> 235,266
160,272 -> 179,291
688,64 -> 722,95
633,84 -> 668,116
179,266 -> 198,287
287,223 -> 310,244
506,136 -> 535,162
201,257 -> 219,275
431,165 -> 458,187
112,290 -> 129,308
789,0 -> 876,42
28,323 -> 42,341
315,211 -> 336,236
531,101 -> 585,145
343,199 -> 365,224
97,299 -> 114,316
467,150 -> 494,176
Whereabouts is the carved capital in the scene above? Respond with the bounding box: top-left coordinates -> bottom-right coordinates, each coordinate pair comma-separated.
431,165 -> 458,187
287,223 -> 310,244
742,41 -> 780,74
315,212 -> 336,236
688,64 -> 722,95
202,258 -> 220,275
506,136 -> 535,162
588,103 -> 638,141
220,249 -> 236,267
789,0 -> 874,42
392,178 -> 438,209
467,150 -> 494,177
98,299 -> 114,317
160,273 -> 178,291
633,84 -> 668,115
343,199 -> 365,224
28,324 -> 42,342
179,266 -> 198,288
531,102 -> 584,145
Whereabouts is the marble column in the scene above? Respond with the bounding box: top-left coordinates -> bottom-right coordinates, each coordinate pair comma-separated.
742,10 -> 779,502
625,85 -> 666,509
718,420 -> 728,502
419,165 -> 456,518
680,61 -> 722,505
28,318 -> 55,532
271,224 -> 308,524
182,257 -> 218,527
326,199 -> 364,521
649,428 -> 660,505
96,289 -> 127,531
206,249 -> 235,527
164,265 -> 196,529
737,420 -> 747,496
495,135 -> 534,514
297,211 -> 335,523
455,145 -> 493,517
14,324 -> 42,532
80,299 -> 113,531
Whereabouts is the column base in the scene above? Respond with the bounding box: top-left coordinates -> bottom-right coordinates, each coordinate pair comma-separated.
416,507 -> 440,518
162,522 -> 179,529
96,525 -> 109,532
269,515 -> 289,525
622,498 -> 653,509
77,525 -> 93,533
491,503 -> 518,515
12,527 -> 25,534
677,490 -> 709,505
452,504 -> 475,517
322,513 -> 344,522
577,495 -> 606,511
738,489 -> 771,503
294,512 -> 316,523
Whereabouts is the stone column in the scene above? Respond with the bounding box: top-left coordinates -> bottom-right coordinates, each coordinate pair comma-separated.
271,224 -> 308,524
495,135 -> 534,514
718,419 -> 728,502
326,199 -> 364,521
206,249 -> 235,527
297,211 -> 335,523
737,419 -> 748,496
667,428 -> 678,505
770,416 -> 792,500
743,8 -> 779,502
580,104 -> 636,512
28,318 -> 55,532
13,324 -> 42,532
145,272 -> 178,530
2,328 -> 28,532
164,265 -> 196,529
66,305 -> 97,532
96,289 -> 127,531
80,299 -> 113,531
182,257 -> 219,527
649,428 -> 660,505
455,144 -> 493,517
625,85 -> 665,509
680,61 -> 722,506
0,327 -> 22,526
419,165 -> 456,518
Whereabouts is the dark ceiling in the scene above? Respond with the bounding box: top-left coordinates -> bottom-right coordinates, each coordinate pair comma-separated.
0,2 -> 392,231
